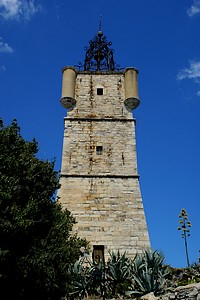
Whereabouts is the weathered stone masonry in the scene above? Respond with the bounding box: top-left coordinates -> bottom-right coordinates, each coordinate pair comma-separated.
58,68 -> 150,259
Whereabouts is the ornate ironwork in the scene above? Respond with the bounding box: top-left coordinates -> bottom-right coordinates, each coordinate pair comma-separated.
83,30 -> 116,71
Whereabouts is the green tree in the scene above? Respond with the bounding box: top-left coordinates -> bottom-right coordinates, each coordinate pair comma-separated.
0,119 -> 87,300
178,208 -> 192,267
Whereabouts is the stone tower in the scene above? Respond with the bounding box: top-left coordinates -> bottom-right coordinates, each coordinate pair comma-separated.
58,30 -> 150,260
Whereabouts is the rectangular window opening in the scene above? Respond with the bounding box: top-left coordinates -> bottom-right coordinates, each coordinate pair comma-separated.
96,146 -> 103,155
92,245 -> 105,264
97,88 -> 103,95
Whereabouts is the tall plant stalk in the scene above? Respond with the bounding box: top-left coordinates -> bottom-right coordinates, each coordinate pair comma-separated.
178,208 -> 192,267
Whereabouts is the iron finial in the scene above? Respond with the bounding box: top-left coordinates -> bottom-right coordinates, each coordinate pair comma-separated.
99,15 -> 102,32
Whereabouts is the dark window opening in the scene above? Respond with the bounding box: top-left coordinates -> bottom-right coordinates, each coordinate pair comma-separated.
96,146 -> 103,155
97,88 -> 103,95
92,245 -> 105,265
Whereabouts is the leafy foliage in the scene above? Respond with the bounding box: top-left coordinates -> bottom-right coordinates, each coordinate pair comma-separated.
130,249 -> 169,296
68,257 -> 96,299
0,119 -> 87,300
106,250 -> 132,296
68,249 -> 169,299
165,263 -> 200,288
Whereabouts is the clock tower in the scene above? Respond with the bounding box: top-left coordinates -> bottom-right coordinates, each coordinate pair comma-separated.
58,29 -> 150,260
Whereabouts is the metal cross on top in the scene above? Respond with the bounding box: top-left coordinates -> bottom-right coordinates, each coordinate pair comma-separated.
84,18 -> 116,71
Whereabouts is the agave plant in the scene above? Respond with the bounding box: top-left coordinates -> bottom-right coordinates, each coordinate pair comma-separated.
130,249 -> 169,296
68,255 -> 108,299
68,258 -> 95,299
106,250 -> 132,295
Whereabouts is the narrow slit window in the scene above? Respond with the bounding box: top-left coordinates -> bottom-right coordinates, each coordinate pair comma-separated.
96,146 -> 103,155
97,88 -> 103,95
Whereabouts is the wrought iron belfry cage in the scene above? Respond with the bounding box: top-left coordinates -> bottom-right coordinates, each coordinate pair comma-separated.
83,30 -> 116,71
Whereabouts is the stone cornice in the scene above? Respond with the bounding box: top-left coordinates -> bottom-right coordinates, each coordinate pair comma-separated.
60,174 -> 140,179
64,117 -> 136,122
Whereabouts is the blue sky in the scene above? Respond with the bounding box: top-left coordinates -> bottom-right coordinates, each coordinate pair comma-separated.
1,0 -> 200,268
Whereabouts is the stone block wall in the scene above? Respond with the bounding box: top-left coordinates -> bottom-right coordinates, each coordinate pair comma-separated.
61,118 -> 138,176
59,176 -> 149,258
58,70 -> 150,258
70,73 -> 131,119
